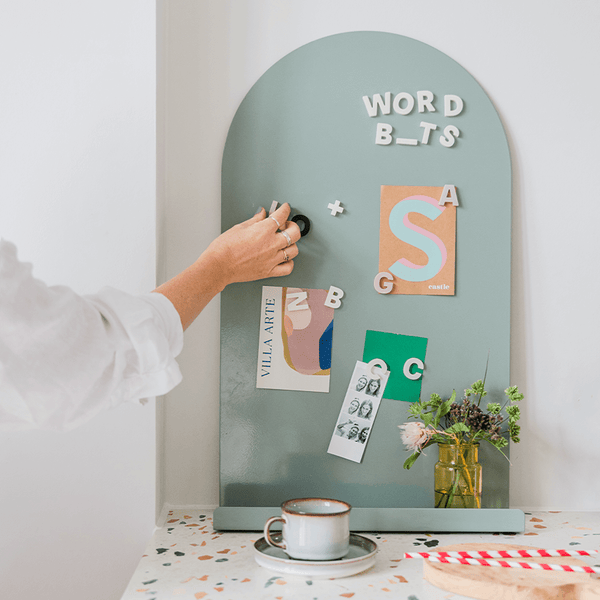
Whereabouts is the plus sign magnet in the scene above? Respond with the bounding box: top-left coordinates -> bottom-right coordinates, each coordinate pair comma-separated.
327,200 -> 344,216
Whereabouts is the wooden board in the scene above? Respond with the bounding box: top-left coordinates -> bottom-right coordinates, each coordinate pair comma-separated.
423,543 -> 600,600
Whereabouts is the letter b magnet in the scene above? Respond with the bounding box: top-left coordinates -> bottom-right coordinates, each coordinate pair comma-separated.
379,185 -> 456,295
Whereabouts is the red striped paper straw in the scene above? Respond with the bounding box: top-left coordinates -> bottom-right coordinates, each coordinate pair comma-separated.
404,554 -> 600,575
405,549 -> 599,559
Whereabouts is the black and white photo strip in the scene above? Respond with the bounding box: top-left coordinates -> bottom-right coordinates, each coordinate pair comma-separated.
327,360 -> 390,463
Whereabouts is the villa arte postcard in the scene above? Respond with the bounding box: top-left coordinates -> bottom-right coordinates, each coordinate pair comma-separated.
256,286 -> 334,393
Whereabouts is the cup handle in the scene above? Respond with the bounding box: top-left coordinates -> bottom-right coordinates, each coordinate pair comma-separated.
264,516 -> 287,550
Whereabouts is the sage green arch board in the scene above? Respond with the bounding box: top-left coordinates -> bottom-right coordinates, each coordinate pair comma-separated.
219,32 -> 513,526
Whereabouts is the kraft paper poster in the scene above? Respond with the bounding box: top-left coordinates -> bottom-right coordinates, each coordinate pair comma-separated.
256,286 -> 334,393
362,330 -> 427,402
379,185 -> 456,295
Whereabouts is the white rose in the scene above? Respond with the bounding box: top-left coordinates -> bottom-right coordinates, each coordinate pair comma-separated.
399,422 -> 430,451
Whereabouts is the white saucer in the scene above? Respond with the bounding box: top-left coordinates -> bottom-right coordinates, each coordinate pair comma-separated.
254,533 -> 378,579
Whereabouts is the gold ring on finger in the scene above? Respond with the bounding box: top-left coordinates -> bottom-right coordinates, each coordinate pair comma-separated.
283,250 -> 289,262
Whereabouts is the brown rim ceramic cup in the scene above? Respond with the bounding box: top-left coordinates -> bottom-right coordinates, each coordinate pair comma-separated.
264,498 -> 351,561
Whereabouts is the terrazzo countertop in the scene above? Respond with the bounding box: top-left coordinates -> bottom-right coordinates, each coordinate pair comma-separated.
121,509 -> 600,600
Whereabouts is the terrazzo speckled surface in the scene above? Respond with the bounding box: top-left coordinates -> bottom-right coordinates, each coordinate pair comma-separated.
121,509 -> 600,599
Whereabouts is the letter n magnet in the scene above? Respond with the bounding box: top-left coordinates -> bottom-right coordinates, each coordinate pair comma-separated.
379,185 -> 456,295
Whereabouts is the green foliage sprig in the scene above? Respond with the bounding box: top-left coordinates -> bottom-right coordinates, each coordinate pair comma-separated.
399,380 -> 523,469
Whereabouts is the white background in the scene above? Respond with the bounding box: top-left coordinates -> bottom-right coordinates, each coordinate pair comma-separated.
1,1 -> 599,599
0,2 -> 155,600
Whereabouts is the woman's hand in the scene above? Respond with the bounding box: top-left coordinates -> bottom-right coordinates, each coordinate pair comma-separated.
154,203 -> 302,331
205,203 -> 301,289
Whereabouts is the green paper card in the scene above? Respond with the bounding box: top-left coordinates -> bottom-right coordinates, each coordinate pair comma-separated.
362,330 -> 428,402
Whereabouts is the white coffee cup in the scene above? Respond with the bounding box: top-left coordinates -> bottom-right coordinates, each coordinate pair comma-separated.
264,498 -> 351,561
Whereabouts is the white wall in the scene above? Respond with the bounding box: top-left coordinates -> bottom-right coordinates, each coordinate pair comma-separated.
160,0 -> 600,511
0,2 -> 156,599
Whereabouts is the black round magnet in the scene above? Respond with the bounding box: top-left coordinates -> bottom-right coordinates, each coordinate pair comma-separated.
291,214 -> 311,237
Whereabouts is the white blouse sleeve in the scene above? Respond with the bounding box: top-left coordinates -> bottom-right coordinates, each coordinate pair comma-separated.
0,240 -> 184,431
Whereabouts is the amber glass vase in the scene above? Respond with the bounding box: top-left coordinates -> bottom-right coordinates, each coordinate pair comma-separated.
434,443 -> 482,508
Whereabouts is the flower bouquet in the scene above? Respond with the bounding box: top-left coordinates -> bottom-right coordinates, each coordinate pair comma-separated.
399,379 -> 523,508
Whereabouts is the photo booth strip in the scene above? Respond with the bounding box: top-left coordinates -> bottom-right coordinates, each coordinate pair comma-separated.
327,359 -> 390,463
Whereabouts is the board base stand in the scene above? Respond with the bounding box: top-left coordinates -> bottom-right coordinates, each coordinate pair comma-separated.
213,507 -> 525,533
